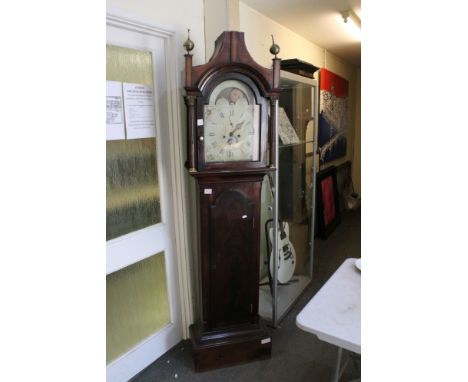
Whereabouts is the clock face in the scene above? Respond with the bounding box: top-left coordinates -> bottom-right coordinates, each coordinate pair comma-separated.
203,80 -> 260,163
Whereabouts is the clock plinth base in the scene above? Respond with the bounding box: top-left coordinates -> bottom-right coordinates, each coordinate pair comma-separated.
189,320 -> 272,372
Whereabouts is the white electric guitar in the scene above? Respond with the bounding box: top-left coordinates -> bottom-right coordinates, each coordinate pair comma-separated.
268,221 -> 296,284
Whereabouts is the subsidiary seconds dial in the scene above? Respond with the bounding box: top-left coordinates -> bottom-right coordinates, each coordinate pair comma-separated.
203,80 -> 260,163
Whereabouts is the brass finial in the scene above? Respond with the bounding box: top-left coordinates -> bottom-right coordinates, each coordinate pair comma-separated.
269,35 -> 280,57
183,29 -> 194,53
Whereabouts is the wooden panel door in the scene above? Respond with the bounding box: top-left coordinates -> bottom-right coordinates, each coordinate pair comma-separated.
208,188 -> 255,328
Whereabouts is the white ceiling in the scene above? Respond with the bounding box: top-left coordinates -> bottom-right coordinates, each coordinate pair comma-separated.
241,0 -> 361,67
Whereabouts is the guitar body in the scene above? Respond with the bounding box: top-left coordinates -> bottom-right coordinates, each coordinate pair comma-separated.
269,222 -> 296,284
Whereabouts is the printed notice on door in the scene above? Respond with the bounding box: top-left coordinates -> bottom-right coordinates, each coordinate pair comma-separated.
123,83 -> 157,139
106,81 -> 125,140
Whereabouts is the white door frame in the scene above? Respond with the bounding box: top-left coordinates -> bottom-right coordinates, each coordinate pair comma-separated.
106,12 -> 193,382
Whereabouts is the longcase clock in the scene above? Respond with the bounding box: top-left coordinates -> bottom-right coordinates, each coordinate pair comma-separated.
183,31 -> 281,371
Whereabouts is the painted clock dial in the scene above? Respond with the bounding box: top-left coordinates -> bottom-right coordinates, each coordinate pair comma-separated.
203,79 -> 260,162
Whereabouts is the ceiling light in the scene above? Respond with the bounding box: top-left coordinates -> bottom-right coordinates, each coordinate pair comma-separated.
341,9 -> 361,30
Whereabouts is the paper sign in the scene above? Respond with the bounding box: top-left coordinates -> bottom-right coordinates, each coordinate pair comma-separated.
106,81 -> 125,140
278,107 -> 300,144
123,83 -> 156,139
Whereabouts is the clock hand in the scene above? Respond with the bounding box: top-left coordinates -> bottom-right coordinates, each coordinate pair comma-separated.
226,121 -> 244,144
229,121 -> 244,136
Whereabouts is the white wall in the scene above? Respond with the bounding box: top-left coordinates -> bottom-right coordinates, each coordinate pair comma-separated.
239,2 -> 323,69
204,0 -> 241,61
107,0 -> 205,64
107,0 -> 206,67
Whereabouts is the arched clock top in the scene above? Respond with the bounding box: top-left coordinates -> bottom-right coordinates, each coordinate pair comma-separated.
185,31 -> 281,97
201,72 -> 264,106
195,65 -> 275,98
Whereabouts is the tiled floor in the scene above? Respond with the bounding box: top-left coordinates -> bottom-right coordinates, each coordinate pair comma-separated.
132,210 -> 361,382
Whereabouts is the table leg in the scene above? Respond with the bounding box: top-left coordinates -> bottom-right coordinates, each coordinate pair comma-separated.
332,347 -> 343,382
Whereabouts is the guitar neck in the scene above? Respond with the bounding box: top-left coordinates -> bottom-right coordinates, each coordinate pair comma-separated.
267,171 -> 287,237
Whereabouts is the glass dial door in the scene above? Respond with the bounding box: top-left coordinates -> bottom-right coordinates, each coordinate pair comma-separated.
203,79 -> 260,162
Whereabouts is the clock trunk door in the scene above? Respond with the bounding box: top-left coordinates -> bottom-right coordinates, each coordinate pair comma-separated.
207,187 -> 258,329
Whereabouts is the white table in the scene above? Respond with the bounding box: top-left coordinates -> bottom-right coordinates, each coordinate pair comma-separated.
296,258 -> 361,381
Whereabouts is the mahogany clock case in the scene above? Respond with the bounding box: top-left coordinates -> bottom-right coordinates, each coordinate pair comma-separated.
184,31 -> 281,371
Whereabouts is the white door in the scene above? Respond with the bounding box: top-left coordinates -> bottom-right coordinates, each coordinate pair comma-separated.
106,14 -> 182,382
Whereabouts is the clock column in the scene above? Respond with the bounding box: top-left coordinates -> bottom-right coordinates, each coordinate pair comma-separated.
184,95 -> 197,172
